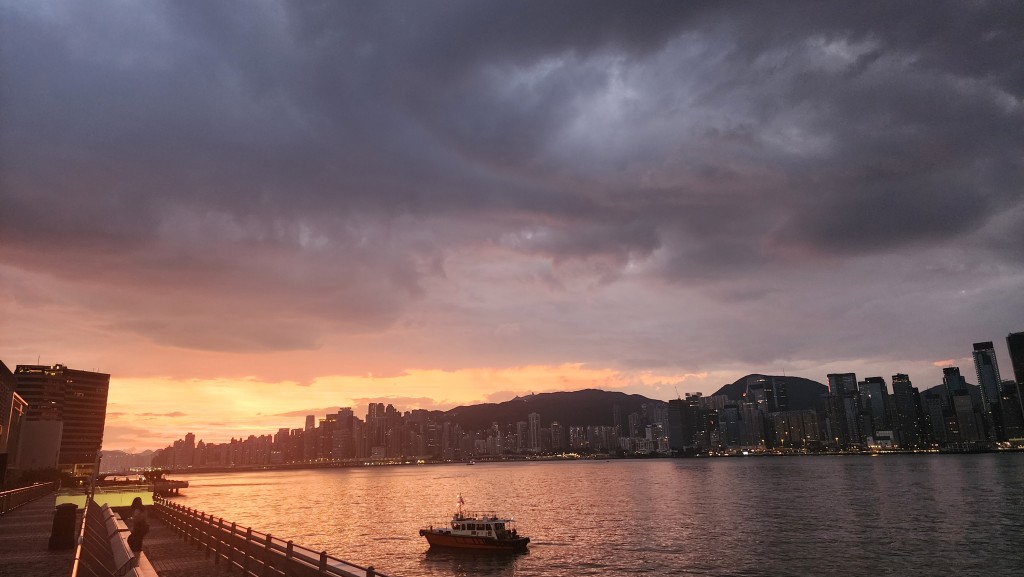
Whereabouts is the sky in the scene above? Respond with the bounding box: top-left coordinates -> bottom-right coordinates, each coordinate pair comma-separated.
1,1 -> 1022,452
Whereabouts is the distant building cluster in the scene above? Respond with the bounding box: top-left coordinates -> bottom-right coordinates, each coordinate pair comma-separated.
150,402 -> 673,469
147,332 -> 1024,470
668,333 -> 1024,453
0,362 -> 110,484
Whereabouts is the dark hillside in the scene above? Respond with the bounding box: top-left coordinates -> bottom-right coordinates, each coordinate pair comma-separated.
442,389 -> 660,430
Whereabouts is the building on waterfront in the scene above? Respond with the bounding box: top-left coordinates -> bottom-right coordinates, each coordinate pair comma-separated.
1008,332 -> 1024,386
942,367 -> 968,398
13,364 -> 110,478
826,373 -> 860,447
891,374 -> 921,447
667,396 -> 701,452
527,412 -> 541,452
972,342 -> 1002,411
1006,332 -> 1024,435
858,377 -> 891,441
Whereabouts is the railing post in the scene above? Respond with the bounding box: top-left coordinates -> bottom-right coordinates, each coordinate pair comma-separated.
214,518 -> 223,565
367,565 -> 375,577
263,533 -> 273,574
286,541 -> 293,559
319,551 -> 328,574
243,527 -> 252,575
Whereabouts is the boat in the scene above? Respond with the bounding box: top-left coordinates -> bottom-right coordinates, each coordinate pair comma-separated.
419,494 -> 530,553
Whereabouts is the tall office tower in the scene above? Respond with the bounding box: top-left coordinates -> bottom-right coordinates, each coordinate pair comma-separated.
972,342 -> 1002,410
891,374 -> 920,447
515,421 -> 528,452
305,414 -> 315,431
1007,333 -> 1024,431
612,404 -> 621,436
527,412 -> 541,452
999,380 -> 1024,440
827,374 -> 860,447
550,421 -> 565,452
365,402 -> 386,451
14,364 -> 110,478
859,377 -> 891,436
942,367 -> 968,398
746,376 -> 789,413
667,397 -> 701,451
1008,332 -> 1024,385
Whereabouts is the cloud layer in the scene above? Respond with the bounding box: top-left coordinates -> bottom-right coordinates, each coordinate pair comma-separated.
2,1 -> 1022,447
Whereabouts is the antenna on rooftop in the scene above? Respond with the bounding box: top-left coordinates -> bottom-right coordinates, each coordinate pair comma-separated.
674,386 -> 681,400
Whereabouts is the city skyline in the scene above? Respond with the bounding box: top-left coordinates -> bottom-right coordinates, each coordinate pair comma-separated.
2,2 -> 1023,451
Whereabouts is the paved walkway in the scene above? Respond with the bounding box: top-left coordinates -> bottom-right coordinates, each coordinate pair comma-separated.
143,515 -> 223,577
0,493 -> 75,577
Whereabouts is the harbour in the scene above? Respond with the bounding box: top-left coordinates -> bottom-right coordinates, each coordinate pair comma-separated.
167,455 -> 1024,577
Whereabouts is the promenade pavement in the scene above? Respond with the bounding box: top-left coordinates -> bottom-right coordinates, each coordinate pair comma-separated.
0,493 -> 74,577
142,514 -> 222,577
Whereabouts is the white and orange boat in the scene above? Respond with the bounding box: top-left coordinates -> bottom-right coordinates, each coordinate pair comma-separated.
419,494 -> 530,553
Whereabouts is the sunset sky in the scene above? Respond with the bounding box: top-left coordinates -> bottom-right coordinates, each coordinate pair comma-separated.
2,2 -> 1022,451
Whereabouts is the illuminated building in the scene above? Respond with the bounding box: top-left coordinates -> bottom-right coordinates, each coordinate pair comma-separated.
13,363 -> 110,478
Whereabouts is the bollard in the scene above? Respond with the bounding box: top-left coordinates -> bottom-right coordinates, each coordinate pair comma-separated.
48,503 -> 78,550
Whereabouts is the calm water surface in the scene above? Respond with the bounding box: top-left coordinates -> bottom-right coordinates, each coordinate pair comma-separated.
173,455 -> 1024,576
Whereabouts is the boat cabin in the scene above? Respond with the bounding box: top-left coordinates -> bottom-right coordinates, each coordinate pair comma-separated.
448,512 -> 518,539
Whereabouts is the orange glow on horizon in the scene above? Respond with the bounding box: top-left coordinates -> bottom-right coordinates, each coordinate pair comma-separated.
103,364 -> 713,452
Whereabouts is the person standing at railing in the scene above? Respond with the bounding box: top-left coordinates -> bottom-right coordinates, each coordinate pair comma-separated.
127,497 -> 149,553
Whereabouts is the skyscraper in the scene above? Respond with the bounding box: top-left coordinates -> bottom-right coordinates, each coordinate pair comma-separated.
527,412 -> 541,452
1008,332 -> 1024,386
827,373 -> 859,447
859,377 -> 891,436
891,374 -> 920,447
972,342 -> 1002,410
1006,332 -> 1024,437
942,367 -> 967,398
14,364 -> 110,478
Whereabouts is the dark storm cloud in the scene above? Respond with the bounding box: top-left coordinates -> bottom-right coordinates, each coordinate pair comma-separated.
1,1 -> 1022,363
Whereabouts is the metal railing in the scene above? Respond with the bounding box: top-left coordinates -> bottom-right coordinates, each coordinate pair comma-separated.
0,481 -> 57,516
153,497 -> 390,577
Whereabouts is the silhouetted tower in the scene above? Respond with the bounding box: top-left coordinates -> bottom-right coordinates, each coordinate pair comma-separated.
891,374 -> 920,447
1008,332 -> 1024,386
827,373 -> 860,447
972,342 -> 1002,411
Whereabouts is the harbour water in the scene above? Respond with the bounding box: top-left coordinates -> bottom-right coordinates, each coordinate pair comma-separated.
172,454 -> 1024,576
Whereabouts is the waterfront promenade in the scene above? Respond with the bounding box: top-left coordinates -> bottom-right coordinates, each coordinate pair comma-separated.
142,516 -> 221,577
0,491 -> 220,577
0,493 -> 73,577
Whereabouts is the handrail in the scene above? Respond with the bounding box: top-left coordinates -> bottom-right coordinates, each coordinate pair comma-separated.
0,481 -> 58,516
69,490 -> 91,577
153,496 -> 390,577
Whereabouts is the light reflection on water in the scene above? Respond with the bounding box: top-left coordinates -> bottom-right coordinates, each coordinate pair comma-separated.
172,455 -> 1024,576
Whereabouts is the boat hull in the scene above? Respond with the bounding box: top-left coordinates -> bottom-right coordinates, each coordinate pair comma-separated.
419,530 -> 529,553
